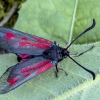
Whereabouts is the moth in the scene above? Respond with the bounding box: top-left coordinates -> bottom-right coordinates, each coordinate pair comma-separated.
0,19 -> 96,94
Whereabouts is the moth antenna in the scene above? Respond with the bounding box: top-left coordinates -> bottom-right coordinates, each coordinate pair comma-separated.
66,19 -> 96,50
68,55 -> 95,80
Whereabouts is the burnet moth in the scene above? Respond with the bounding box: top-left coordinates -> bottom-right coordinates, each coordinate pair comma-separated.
0,19 -> 96,94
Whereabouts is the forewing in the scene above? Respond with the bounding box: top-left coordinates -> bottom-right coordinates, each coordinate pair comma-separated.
0,57 -> 54,94
0,27 -> 53,55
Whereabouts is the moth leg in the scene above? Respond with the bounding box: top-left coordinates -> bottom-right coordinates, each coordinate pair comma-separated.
70,46 -> 94,57
55,65 -> 68,78
64,43 -> 69,49
55,65 -> 59,78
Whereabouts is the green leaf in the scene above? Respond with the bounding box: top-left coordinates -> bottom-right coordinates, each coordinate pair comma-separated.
0,0 -> 100,100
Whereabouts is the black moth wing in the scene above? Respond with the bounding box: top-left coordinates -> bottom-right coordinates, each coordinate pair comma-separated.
0,57 -> 54,94
0,26 -> 54,94
0,26 -> 53,55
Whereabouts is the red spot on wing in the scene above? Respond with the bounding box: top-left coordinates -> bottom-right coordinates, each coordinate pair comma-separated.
19,42 -> 51,49
8,78 -> 19,86
21,37 -> 28,40
36,62 -> 53,75
21,60 -> 50,73
5,32 -> 16,40
17,54 -> 30,63
20,58 -> 30,63
24,73 -> 30,77
18,54 -> 30,59
34,37 -> 52,46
